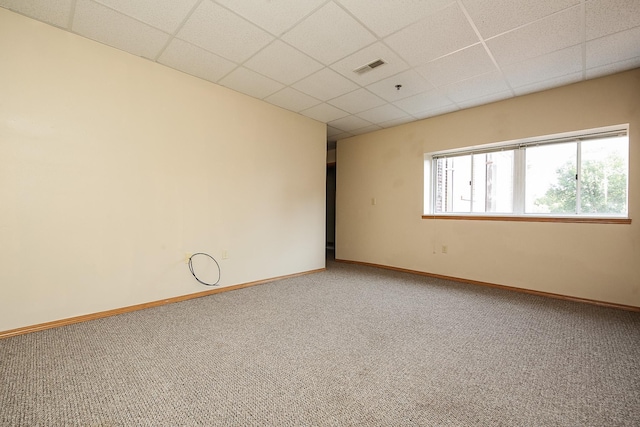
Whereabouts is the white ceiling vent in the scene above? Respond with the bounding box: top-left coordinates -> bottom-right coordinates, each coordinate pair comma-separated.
353,59 -> 386,75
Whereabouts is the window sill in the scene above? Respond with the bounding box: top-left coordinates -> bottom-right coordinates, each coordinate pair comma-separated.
421,215 -> 631,224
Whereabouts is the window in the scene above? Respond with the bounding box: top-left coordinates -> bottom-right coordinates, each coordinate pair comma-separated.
425,125 -> 629,219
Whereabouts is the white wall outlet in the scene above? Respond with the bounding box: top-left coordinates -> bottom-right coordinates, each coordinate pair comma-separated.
371,197 -> 376,205
441,245 -> 448,254
222,250 -> 228,259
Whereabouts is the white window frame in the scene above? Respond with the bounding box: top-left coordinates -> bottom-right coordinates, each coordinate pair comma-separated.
424,124 -> 630,220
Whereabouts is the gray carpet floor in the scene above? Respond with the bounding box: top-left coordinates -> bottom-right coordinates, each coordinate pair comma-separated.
1,260 -> 639,426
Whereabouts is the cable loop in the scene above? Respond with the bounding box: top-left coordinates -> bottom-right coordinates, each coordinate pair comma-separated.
188,252 -> 221,286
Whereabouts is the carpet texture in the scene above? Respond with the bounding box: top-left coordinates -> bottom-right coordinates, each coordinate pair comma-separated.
1,260 -> 639,426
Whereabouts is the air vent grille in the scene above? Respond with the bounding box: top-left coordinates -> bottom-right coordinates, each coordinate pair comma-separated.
353,58 -> 386,75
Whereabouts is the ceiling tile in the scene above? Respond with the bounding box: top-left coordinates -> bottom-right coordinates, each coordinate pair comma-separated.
327,89 -> 387,114
513,72 -> 582,96
586,0 -> 640,40
412,104 -> 460,120
366,70 -> 432,102
214,0 -> 325,36
415,43 -> 496,88
0,0 -> 73,28
378,117 -> 415,129
457,90 -> 512,109
330,42 -> 410,86
301,103 -> 350,123
177,1 -> 273,63
333,131 -> 354,141
442,71 -> 511,104
327,126 -> 344,138
292,68 -> 359,101
393,90 -> 454,115
487,5 -> 582,67
328,115 -> 372,132
244,40 -> 323,85
282,1 -> 376,65
94,0 -> 199,33
158,38 -> 237,83
586,56 -> 640,79
351,124 -> 382,135
264,87 -> 321,112
461,0 -> 580,39
586,26 -> 640,69
72,0 -> 170,60
356,104 -> 408,123
504,45 -> 582,89
336,0 -> 455,38
384,3 -> 479,66
218,67 -> 284,99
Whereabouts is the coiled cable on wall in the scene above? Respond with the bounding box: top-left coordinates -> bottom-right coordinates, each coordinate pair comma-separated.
188,252 -> 221,286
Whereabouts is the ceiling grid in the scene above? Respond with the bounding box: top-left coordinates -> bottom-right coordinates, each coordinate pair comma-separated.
1,0 -> 638,142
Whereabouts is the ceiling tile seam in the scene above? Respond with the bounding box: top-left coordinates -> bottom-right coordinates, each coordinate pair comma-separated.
581,1 -> 587,79
407,42 -> 484,103
370,3 -> 473,74
269,87 -> 324,112
323,40 -> 381,73
152,0 -> 206,62
586,54 -> 640,73
210,5 -> 339,90
326,1 -> 437,75
170,0 -> 276,69
324,41 -> 406,87
155,61 -> 221,87
331,0 -> 381,41
330,119 -> 373,133
498,41 -> 584,77
86,0 -> 173,38
510,69 -> 585,91
354,100 -> 402,118
226,64 -> 319,99
65,0 -> 176,60
157,37 -> 243,86
580,26 -> 640,71
414,41 -> 484,69
456,0 -> 515,97
325,87 -> 381,110
352,125 -> 379,134
202,0 -> 273,39
239,39 -> 326,87
267,0 -> 333,37
359,0 -> 458,40
66,0 -> 78,30
480,3 -> 584,43
61,13 -> 170,65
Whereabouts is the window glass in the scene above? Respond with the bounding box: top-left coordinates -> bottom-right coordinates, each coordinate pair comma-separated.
525,142 -> 577,214
427,126 -> 628,218
435,155 -> 471,213
474,151 -> 514,213
435,151 -> 514,214
580,136 -> 628,215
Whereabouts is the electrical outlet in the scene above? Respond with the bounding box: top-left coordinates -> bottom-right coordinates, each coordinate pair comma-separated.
222,250 -> 228,259
441,245 -> 448,254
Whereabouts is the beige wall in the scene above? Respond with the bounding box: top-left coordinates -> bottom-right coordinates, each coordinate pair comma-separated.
337,69 -> 640,307
0,9 -> 326,332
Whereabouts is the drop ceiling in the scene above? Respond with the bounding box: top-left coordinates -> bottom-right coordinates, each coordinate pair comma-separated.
2,0 -> 640,143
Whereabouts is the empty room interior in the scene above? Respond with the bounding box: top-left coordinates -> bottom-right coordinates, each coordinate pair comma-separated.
1,1 -> 639,426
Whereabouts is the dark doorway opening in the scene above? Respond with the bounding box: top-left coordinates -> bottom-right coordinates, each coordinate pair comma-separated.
326,162 -> 336,260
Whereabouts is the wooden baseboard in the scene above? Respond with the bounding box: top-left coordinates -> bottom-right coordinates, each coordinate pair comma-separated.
335,259 -> 640,312
0,268 -> 325,340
